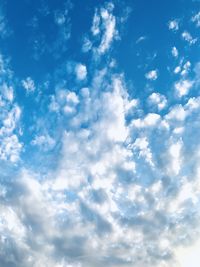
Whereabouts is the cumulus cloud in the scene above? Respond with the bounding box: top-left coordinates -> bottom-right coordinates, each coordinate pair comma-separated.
145,70 -> 158,80
75,64 -> 87,81
148,92 -> 167,110
175,79 -> 193,97
168,19 -> 179,31
49,89 -> 79,115
3,61 -> 200,266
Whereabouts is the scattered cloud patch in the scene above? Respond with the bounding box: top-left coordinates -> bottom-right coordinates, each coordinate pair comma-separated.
145,69 -> 158,80
182,31 -> 197,45
191,12 -> 200,27
89,3 -> 117,55
75,63 -> 87,81
168,19 -> 179,31
171,46 -> 179,58
136,35 -> 147,44
22,77 -> 35,93
175,79 -> 193,97
148,92 -> 167,110
31,134 -> 55,151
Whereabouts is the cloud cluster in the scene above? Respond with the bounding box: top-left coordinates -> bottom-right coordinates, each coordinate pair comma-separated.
0,54 -> 22,163
1,61 -> 200,266
1,1 -> 200,267
83,2 -> 117,56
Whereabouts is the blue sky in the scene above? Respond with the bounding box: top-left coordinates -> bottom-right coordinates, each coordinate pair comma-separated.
1,0 -> 200,266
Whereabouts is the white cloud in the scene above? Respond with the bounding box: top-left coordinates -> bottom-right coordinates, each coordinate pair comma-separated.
98,5 -> 116,54
168,19 -> 179,31
82,37 -> 92,53
174,65 -> 181,74
132,137 -> 154,166
145,70 -> 158,80
91,9 -> 100,36
191,12 -> 200,27
49,89 -> 79,115
2,67 -> 200,267
148,92 -> 167,110
0,83 -> 14,102
31,134 -> 55,151
0,7 -> 10,38
182,31 -> 197,45
0,56 -> 22,163
180,61 -> 191,76
168,141 -> 182,175
171,46 -> 178,58
166,104 -> 187,121
22,77 -> 35,93
75,63 -> 87,81
54,11 -> 66,25
176,239 -> 200,267
89,3 -> 117,55
0,134 -> 22,162
136,35 -> 147,44
175,79 -> 193,97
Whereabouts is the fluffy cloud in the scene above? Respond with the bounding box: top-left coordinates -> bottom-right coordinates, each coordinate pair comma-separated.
148,92 -> 167,110
171,46 -> 178,58
0,54 -> 22,163
175,79 -> 193,97
168,19 -> 179,31
2,62 -> 200,266
75,64 -> 87,81
145,70 -> 158,80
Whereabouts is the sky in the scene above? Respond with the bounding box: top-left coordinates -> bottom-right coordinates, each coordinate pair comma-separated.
0,0 -> 200,266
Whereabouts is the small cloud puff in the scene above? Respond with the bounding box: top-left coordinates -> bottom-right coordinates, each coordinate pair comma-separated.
22,77 -> 35,93
168,19 -> 179,31
136,35 -> 147,44
182,31 -> 197,45
31,134 -> 55,151
145,70 -> 158,80
75,63 -> 87,81
171,46 -> 178,58
148,92 -> 167,110
49,89 -> 79,115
